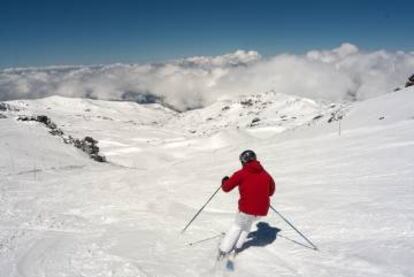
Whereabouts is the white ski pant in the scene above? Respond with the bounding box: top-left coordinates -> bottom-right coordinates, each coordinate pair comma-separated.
219,212 -> 259,253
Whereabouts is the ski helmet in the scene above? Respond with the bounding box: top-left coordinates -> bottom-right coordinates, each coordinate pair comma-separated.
239,150 -> 257,164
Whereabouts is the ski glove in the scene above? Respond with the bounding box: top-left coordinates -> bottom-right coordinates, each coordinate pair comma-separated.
222,176 -> 229,184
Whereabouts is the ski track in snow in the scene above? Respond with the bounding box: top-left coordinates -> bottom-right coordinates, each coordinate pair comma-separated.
1,89 -> 414,276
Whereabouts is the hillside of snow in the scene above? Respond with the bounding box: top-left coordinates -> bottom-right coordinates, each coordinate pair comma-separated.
1,87 -> 413,277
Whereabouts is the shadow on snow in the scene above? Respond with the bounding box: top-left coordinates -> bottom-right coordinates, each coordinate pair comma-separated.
239,221 -> 318,253
239,222 -> 281,252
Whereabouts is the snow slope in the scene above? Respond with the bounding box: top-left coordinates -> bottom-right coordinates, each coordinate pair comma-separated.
166,91 -> 344,136
1,88 -> 413,277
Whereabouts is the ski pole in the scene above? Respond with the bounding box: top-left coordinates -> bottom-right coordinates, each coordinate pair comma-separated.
187,232 -> 225,246
181,185 -> 221,234
270,205 -> 318,250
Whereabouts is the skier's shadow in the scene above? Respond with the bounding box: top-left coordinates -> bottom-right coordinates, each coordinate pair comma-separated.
239,222 -> 281,252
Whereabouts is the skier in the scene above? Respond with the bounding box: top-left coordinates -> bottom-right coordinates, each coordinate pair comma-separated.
218,150 -> 276,260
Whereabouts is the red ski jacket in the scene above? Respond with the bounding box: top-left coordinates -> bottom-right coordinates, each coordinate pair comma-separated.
222,160 -> 276,216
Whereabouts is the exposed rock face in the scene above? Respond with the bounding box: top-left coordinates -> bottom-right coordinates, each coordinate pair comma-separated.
327,111 -> 344,123
250,117 -> 261,126
313,115 -> 324,121
240,99 -> 254,107
18,115 -> 59,132
17,115 -> 106,162
0,113 -> 7,119
405,74 -> 414,88
68,136 -> 106,162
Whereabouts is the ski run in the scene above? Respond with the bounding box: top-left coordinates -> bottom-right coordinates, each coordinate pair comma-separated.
1,87 -> 414,276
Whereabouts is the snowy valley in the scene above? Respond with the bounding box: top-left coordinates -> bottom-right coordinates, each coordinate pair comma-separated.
1,87 -> 414,277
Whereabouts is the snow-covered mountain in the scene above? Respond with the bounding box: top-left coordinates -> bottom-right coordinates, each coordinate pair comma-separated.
167,91 -> 346,136
1,87 -> 413,276
3,91 -> 345,136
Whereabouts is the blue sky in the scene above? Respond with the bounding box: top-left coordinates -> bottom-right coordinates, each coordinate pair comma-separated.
1,0 -> 413,68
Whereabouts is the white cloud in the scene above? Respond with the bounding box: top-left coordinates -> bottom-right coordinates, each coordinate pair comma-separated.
1,43 -> 413,110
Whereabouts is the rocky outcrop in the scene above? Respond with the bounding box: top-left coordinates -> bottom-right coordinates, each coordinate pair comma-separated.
72,136 -> 106,162
313,115 -> 324,121
327,111 -> 344,123
17,115 -> 106,162
240,99 -> 254,107
18,115 -> 62,134
250,117 -> 261,126
405,74 -> 414,88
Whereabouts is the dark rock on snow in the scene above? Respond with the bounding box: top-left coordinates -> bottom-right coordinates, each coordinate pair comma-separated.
327,112 -> 343,123
17,115 -> 106,162
240,99 -> 254,107
405,74 -> 414,88
251,117 -> 261,126
18,115 -> 58,132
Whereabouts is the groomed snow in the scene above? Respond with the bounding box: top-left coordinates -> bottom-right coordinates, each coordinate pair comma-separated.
1,88 -> 413,276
